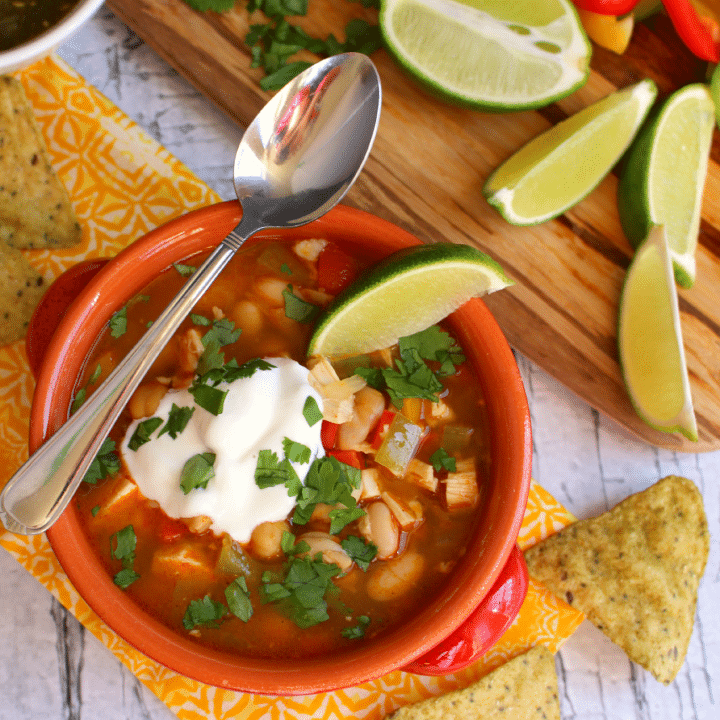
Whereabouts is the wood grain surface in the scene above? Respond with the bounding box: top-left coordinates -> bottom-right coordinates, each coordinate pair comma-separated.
105,0 -> 720,452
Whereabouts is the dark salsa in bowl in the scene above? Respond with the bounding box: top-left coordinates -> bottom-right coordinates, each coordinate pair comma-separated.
68,234 -> 493,661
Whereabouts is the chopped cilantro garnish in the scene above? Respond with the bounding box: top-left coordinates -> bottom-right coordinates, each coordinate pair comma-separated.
109,306 -> 127,338
127,417 -> 163,451
182,595 -> 228,630
173,263 -> 196,277
280,263 -> 292,275
399,325 -> 465,376
254,448 -> 301,494
223,357 -> 275,382
197,318 -> 242,374
82,438 -> 120,485
91,505 -> 100,517
430,447 -> 456,473
111,525 -> 139,589
180,452 -> 216,494
282,437 -> 311,464
282,284 -> 321,323
189,382 -> 228,415
225,577 -> 253,622
158,404 -> 195,440
113,567 -> 140,589
302,395 -> 323,426
190,313 -> 211,326
292,455 -> 361,526
328,506 -> 366,535
340,535 -> 377,571
342,615 -> 370,639
182,0 -> 236,11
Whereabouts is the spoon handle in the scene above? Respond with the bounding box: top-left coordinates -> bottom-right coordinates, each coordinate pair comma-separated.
0,222 -> 255,535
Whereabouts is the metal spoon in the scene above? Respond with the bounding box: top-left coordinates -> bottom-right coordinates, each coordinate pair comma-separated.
0,52 -> 381,535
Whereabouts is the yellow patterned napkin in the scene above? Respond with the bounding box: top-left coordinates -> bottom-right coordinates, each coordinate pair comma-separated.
0,55 -> 584,719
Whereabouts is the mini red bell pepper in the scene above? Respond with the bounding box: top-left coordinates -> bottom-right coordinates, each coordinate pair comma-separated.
662,0 -> 720,61
572,0 -> 641,15
327,449 -> 365,469
317,242 -> 360,295
320,420 -> 339,450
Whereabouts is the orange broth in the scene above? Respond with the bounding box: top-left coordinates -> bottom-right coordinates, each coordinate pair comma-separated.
72,237 -> 490,659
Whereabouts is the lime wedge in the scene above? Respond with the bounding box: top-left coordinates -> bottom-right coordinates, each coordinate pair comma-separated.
617,83 -> 715,288
618,226 -> 697,442
483,79 -> 657,225
308,243 -> 511,357
379,0 -> 591,111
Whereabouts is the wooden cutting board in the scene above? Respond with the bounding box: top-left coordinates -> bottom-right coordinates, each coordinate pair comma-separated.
106,0 -> 720,452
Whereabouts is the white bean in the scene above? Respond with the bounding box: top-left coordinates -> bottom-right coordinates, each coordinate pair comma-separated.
229,300 -> 264,335
358,501 -> 399,559
128,381 -> 168,420
337,386 -> 386,450
297,531 -> 353,573
366,551 -> 424,602
254,276 -> 287,307
248,520 -> 289,561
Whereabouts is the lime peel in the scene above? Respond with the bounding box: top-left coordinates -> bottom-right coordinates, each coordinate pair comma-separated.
308,242 -> 511,358
618,225 -> 697,442
618,83 -> 715,289
484,79 -> 657,226
379,0 -> 591,111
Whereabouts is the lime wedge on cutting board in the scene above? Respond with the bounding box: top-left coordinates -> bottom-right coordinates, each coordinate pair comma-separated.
483,79 -> 657,225
618,83 -> 715,288
308,243 -> 511,357
618,226 -> 697,441
379,0 -> 591,111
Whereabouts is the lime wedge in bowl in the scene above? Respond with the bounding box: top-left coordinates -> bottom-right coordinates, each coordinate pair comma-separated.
618,83 -> 715,288
379,0 -> 591,111
483,79 -> 657,225
308,242 -> 511,358
618,226 -> 697,442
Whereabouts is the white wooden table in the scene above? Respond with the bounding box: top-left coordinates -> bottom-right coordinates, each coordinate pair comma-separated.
1,7 -> 718,719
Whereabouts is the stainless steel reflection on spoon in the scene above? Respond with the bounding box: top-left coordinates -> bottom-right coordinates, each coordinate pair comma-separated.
0,53 -> 382,535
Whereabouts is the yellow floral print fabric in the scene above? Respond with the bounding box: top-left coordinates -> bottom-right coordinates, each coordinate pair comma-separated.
0,56 -> 584,720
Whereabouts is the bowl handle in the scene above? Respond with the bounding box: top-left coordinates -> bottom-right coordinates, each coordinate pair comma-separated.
402,544 -> 529,676
26,259 -> 109,380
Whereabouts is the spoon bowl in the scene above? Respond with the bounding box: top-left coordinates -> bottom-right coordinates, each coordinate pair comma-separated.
0,53 -> 381,535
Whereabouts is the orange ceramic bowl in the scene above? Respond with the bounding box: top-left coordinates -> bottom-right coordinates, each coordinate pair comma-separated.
29,202 -> 532,695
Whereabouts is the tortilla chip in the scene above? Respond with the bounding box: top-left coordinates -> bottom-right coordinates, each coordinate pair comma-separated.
524,476 -> 709,685
0,75 -> 82,249
388,645 -> 560,719
0,240 -> 46,345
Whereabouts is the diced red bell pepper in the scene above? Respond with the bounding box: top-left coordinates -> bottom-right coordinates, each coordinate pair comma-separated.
369,410 -> 397,450
321,420 -> 339,450
328,449 -> 365,469
317,242 -> 361,295
572,0 -> 641,15
157,515 -> 190,543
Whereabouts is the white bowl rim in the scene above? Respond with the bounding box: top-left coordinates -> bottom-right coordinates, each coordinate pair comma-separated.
0,0 -> 106,74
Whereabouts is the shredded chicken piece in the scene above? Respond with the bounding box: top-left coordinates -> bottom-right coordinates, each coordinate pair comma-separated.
381,491 -> 422,530
308,355 -> 367,423
184,515 -> 213,534
430,398 -> 454,422
444,458 -> 479,509
212,306 -> 225,320
294,238 -> 328,262
406,458 -> 438,493
352,467 -> 383,501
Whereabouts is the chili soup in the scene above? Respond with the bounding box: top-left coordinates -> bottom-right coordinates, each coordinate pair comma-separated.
71,236 -> 491,660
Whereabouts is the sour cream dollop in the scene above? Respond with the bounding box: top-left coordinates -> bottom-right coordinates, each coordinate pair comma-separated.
121,357 -> 324,544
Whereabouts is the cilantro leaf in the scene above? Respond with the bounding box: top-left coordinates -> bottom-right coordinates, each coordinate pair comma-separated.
82,438 -> 120,485
180,452 -> 216,494
302,395 -> 323,426
282,284 -> 321,323
341,615 -> 370,639
225,577 -> 253,622
223,357 -> 275,383
182,595 -> 228,630
189,382 -> 228,415
173,263 -> 196,277
328,506 -> 365,535
109,307 -> 127,338
399,325 -> 465,376
282,437 -> 311,464
127,417 -> 163,451
340,535 -> 377,571
190,313 -> 211,326
430,447 -> 456,473
254,449 -> 301,492
158,404 -> 195,440
113,567 -> 140,589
